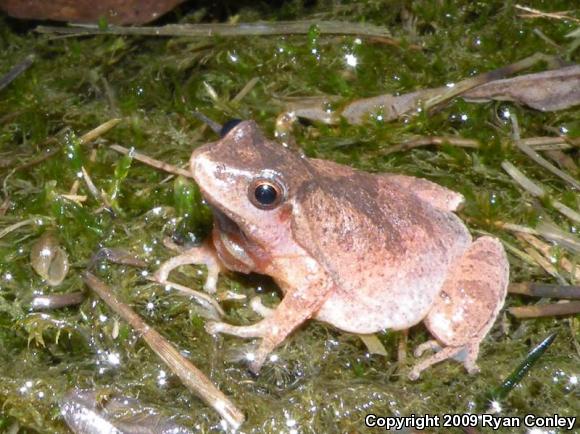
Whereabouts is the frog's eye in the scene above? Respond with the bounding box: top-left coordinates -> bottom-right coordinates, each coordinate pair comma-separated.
249,178 -> 285,210
220,119 -> 243,137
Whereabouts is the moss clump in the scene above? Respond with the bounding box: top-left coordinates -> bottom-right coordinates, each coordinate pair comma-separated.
0,1 -> 578,432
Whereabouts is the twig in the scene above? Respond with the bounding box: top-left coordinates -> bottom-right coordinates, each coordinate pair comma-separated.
80,118 -> 122,145
109,144 -> 192,178
83,272 -> 244,428
509,301 -> 580,318
35,20 -> 394,39
0,54 -> 35,91
508,282 -> 580,299
382,136 -> 479,156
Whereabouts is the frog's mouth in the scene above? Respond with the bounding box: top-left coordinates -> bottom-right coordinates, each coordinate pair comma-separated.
210,204 -> 242,236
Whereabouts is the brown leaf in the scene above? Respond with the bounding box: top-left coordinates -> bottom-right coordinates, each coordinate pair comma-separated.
463,65 -> 580,111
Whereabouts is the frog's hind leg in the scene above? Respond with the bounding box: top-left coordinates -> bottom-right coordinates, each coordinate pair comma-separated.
409,236 -> 509,380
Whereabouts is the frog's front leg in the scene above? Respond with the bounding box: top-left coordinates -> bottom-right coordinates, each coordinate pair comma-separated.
207,278 -> 334,373
155,240 -> 223,293
410,236 -> 509,380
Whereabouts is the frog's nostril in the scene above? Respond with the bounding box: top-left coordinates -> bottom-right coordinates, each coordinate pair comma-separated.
220,119 -> 243,137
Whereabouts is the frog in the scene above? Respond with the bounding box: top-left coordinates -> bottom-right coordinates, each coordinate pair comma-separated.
155,120 -> 509,380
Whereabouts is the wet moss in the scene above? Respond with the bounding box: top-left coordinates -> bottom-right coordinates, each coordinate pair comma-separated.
0,1 -> 578,432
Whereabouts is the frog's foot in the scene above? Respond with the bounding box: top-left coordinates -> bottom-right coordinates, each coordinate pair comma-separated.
155,240 -> 222,293
409,341 -> 480,380
416,236 -> 508,378
409,346 -> 463,380
413,340 -> 441,358
250,296 -> 274,318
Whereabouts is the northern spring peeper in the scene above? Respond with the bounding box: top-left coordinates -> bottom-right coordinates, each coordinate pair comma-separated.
155,120 -> 509,380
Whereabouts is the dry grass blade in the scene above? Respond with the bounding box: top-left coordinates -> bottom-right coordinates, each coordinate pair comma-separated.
0,54 -> 35,91
497,221 -> 580,254
357,333 -> 388,356
83,272 -> 244,428
0,218 -> 36,239
515,5 -> 580,24
521,136 -> 576,151
36,20 -> 394,39
382,136 -> 479,155
509,301 -> 580,318
231,77 -> 259,104
517,232 -> 580,281
515,140 -> 580,190
110,144 -> 191,178
501,161 -> 580,223
79,118 -> 122,144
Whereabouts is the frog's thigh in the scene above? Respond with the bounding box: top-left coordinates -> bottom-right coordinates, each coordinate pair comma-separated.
155,240 -> 222,293
412,236 -> 508,378
384,174 -> 465,212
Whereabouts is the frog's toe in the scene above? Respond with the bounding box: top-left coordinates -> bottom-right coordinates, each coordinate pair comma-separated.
250,296 -> 274,318
408,369 -> 421,381
153,267 -> 170,283
248,356 -> 266,375
205,321 -> 225,335
202,272 -> 218,293
413,340 -> 441,357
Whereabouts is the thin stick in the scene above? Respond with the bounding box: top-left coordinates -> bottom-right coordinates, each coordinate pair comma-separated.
509,301 -> 580,318
109,144 -> 192,178
83,272 -> 244,428
508,282 -> 580,299
382,136 -> 479,155
0,54 -> 35,91
36,20 -> 394,39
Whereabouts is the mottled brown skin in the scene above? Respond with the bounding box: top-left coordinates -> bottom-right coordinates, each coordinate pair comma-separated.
155,121 -> 509,379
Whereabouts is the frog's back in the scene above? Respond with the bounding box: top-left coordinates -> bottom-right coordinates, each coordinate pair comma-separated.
294,159 -> 471,333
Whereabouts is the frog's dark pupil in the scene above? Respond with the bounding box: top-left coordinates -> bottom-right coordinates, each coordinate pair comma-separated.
254,183 -> 277,206
220,118 -> 243,137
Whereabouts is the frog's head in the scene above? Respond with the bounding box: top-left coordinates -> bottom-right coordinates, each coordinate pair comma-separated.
190,120 -> 309,246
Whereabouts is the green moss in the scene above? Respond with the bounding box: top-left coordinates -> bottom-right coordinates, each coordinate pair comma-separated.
0,1 -> 578,432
